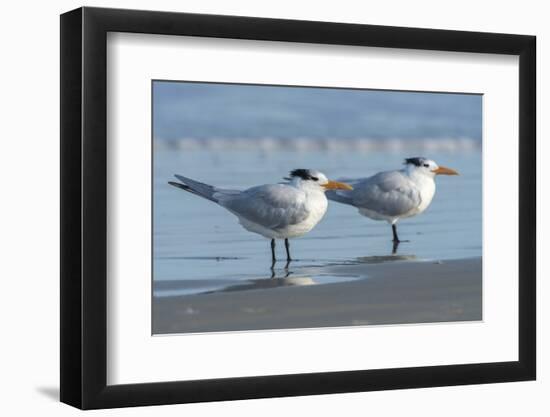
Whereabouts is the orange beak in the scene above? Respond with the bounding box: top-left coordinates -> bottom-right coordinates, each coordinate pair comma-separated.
432,166 -> 459,176
323,180 -> 353,190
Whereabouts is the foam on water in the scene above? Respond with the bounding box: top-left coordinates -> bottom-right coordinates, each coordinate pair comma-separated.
155,137 -> 480,153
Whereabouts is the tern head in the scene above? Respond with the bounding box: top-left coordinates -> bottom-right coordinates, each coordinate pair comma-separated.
404,157 -> 459,178
287,169 -> 353,191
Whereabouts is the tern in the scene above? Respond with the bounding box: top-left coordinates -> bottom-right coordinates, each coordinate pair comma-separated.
326,157 -> 458,248
169,169 -> 352,265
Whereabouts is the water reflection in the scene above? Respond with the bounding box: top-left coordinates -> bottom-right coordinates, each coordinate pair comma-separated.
355,253 -> 417,264
154,246 -> 424,298
215,272 -> 317,294
203,251 -> 417,296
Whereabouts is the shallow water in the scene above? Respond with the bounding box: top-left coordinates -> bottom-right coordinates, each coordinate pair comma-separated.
153,149 -> 481,296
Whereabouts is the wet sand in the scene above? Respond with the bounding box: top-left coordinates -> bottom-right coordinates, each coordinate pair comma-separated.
153,257 -> 482,334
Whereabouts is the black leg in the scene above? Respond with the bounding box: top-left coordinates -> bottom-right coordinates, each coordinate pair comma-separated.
270,239 -> 276,266
392,240 -> 399,255
392,224 -> 400,242
284,238 -> 292,262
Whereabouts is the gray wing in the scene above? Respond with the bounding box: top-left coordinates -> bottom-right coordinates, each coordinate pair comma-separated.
219,184 -> 310,229
352,170 -> 421,216
328,170 -> 421,216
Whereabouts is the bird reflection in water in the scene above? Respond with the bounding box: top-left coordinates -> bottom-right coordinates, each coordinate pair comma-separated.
218,272 -> 316,294
355,253 -> 417,264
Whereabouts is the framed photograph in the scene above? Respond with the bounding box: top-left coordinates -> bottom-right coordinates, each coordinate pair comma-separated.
60,6 -> 536,409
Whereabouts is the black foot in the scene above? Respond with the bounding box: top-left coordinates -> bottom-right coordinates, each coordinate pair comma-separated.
392,240 -> 400,255
391,224 -> 410,243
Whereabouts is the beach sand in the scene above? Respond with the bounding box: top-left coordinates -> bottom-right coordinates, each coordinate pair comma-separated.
153,257 -> 482,334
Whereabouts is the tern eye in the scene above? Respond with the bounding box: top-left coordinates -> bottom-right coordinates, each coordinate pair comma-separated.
423,164 -> 429,168
311,176 -> 319,181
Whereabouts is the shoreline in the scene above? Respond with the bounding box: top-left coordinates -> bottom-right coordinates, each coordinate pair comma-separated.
153,257 -> 482,334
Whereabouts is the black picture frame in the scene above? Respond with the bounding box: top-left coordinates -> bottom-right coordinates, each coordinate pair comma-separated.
60,6 -> 536,410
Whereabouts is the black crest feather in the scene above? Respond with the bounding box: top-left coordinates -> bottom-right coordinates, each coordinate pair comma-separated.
404,157 -> 427,167
289,169 -> 315,180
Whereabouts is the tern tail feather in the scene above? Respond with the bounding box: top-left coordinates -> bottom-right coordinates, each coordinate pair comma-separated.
169,174 -> 219,203
326,190 -> 354,206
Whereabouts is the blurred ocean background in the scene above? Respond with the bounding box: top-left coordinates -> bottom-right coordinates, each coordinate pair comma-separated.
153,81 -> 482,297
